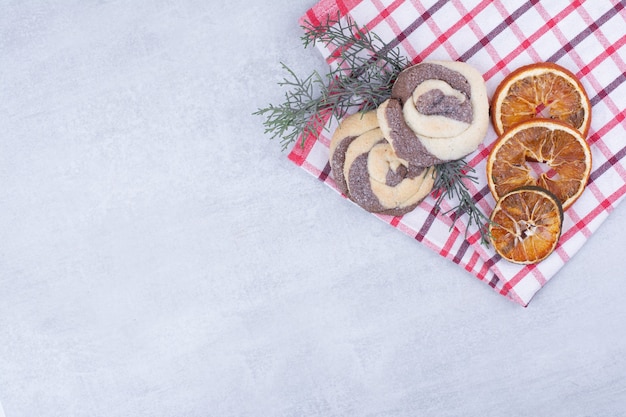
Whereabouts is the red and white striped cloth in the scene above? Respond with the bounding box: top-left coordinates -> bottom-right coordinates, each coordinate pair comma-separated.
288,0 -> 626,306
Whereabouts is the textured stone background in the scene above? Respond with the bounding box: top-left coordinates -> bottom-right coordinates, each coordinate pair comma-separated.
1,1 -> 625,416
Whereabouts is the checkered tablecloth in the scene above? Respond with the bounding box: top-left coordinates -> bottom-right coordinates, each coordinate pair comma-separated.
288,0 -> 626,306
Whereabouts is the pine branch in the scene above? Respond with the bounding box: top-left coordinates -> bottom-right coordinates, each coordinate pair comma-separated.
254,14 -> 408,150
433,160 -> 492,246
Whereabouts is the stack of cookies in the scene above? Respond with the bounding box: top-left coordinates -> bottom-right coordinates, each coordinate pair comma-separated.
329,60 -> 490,216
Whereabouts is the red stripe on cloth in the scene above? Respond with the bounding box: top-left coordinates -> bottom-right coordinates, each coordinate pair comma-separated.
410,1 -> 456,60
304,7 -> 322,27
555,245 -> 571,265
565,210 -> 593,240
465,228 -> 485,246
299,0 -> 363,26
412,0 -> 499,63
389,216 -> 401,227
287,110 -> 333,166
479,269 -> 493,283
536,2 -> 624,123
370,0 -> 419,58
499,266 -> 536,305
579,34 -> 626,78
484,265 -> 501,288
531,266 -> 548,286
359,0 -> 405,33
493,1 -> 542,63
500,284 -> 526,306
586,182 -> 616,219
586,114 -> 626,198
370,0 -> 403,20
335,0 -> 350,16
465,251 -> 481,273
546,1 -> 625,63
587,107 -> 626,148
287,136 -> 316,166
534,0 -> 585,65
576,3 -> 626,63
563,185 -> 626,244
590,72 -> 626,107
452,1 -> 505,67
476,255 -> 497,282
483,1 -> 582,81
589,145 -> 626,188
458,0 -> 539,63
383,0 -> 449,58
578,42 -> 626,125
299,159 -> 343,189
439,227 -> 461,259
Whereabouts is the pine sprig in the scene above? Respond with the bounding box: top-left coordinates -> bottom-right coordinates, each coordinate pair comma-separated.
254,14 -> 408,150
301,15 -> 408,82
433,160 -> 492,245
255,15 -> 491,246
255,64 -> 330,150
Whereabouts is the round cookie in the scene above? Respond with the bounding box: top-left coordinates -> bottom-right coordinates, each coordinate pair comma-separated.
377,98 -> 446,168
329,112 -> 436,216
377,60 -> 489,164
329,111 -> 380,196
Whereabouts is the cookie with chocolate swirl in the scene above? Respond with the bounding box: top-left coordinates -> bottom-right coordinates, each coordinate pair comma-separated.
377,61 -> 489,165
329,111 -> 435,216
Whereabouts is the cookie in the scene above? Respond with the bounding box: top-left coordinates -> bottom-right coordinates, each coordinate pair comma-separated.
377,61 -> 489,164
329,111 -> 435,216
329,111 -> 380,196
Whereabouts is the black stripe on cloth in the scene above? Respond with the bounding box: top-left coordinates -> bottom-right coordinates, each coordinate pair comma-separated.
488,272 -> 500,289
589,143 -> 626,184
379,0 -> 448,55
415,204 -> 439,242
473,184 -> 493,206
483,256 -> 501,288
452,238 -> 471,264
319,161 -> 332,182
547,1 -> 625,63
590,72 -> 626,107
458,0 -> 541,62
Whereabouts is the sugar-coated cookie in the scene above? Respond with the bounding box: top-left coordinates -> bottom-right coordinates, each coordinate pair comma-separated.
378,61 -> 489,165
329,111 -> 435,216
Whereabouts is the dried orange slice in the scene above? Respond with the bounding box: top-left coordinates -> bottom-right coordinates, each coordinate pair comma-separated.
486,119 -> 592,211
491,62 -> 591,136
489,186 -> 563,264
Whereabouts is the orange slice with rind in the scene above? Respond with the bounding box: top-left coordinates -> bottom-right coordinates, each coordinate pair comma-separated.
486,119 -> 592,211
489,186 -> 563,264
491,62 -> 591,136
